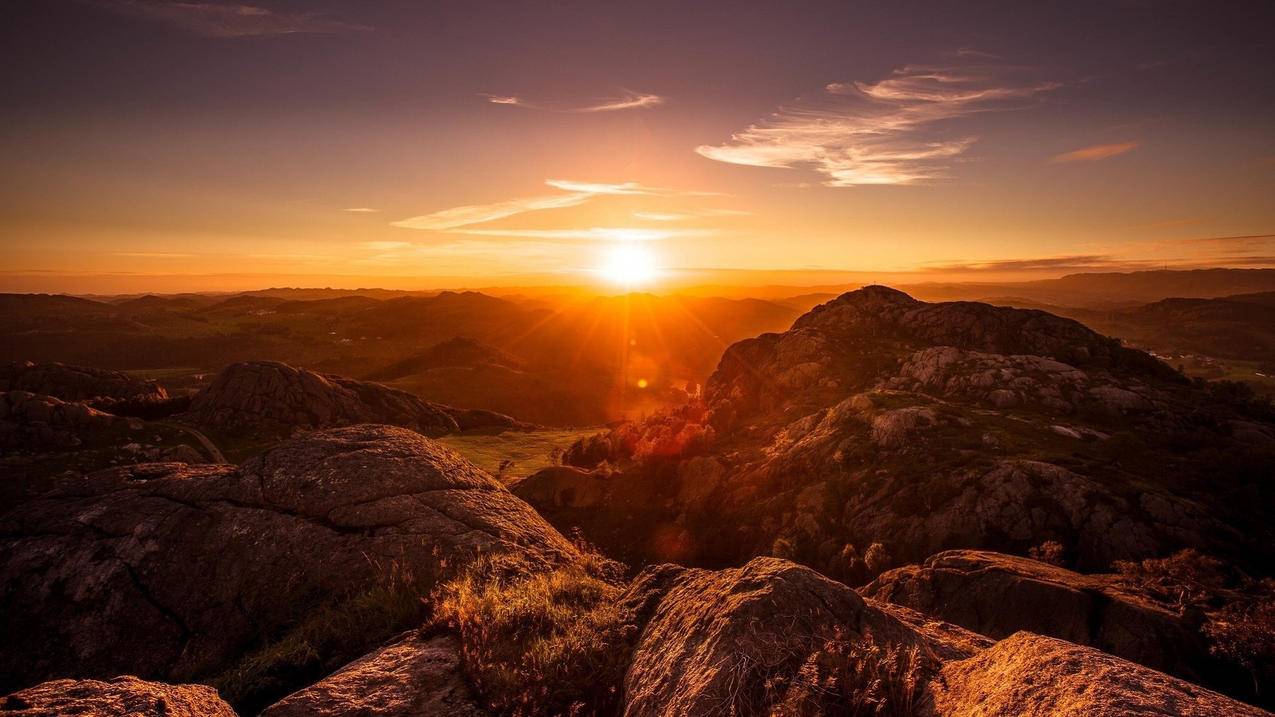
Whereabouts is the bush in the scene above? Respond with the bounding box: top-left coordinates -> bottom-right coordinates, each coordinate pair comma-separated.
1028,540 -> 1066,567
769,629 -> 925,717
1113,549 -> 1230,611
430,549 -> 634,716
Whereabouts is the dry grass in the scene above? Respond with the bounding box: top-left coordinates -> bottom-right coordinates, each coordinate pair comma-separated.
430,546 -> 634,716
768,629 -> 925,717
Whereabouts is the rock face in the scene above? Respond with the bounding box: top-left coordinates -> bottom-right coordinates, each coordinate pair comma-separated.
0,676 -> 235,717
864,551 -> 1218,686
261,632 -> 488,717
0,361 -> 169,408
933,632 -> 1266,717
0,424 -> 576,694
620,556 -> 988,717
186,361 -> 460,436
551,286 -> 1275,575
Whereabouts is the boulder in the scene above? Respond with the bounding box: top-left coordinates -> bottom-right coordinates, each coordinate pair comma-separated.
261,632 -> 487,717
510,466 -> 608,508
0,676 -> 235,717
0,424 -> 577,693
864,551 -> 1214,683
620,557 -> 986,717
934,632 -> 1266,716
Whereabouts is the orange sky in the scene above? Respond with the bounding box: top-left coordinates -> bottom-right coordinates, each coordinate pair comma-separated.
1,1 -> 1273,293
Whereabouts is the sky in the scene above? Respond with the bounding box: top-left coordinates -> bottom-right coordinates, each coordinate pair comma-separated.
1,0 -> 1274,293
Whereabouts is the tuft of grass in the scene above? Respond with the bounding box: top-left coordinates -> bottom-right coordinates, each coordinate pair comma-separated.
211,559 -> 427,714
430,546 -> 633,717
769,629 -> 925,717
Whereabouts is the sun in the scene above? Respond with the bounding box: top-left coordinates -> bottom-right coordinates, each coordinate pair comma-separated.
597,243 -> 659,287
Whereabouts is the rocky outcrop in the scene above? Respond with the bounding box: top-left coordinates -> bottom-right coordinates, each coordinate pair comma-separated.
864,551 -> 1216,684
0,424 -> 576,694
0,390 -> 141,452
184,361 -> 527,437
0,676 -> 235,717
185,361 -> 460,436
0,361 -> 169,407
620,557 -> 987,717
548,286 -> 1275,576
933,632 -> 1266,716
617,557 -> 1259,717
261,632 -> 488,717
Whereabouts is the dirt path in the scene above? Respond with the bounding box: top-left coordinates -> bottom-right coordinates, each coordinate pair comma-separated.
157,422 -> 228,463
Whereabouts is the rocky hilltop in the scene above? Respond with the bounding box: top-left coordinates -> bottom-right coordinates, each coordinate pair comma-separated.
4,550 -> 1263,717
184,361 -> 527,437
543,286 -> 1275,574
0,424 -> 575,710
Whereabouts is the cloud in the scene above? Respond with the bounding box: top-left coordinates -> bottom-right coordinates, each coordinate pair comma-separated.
578,92 -> 666,112
633,208 -> 750,221
481,90 -> 666,113
391,193 -> 594,231
923,255 -> 1152,273
97,1 -> 371,38
544,179 -> 660,196
1050,141 -> 1139,163
449,227 -> 717,242
480,94 -> 525,106
393,179 -> 719,232
697,60 -> 1059,186
1180,233 -> 1275,249
343,207 -> 378,213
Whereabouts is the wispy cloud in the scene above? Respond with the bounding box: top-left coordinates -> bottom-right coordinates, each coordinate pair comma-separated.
391,193 -> 594,231
697,60 -> 1059,186
342,207 -> 379,213
392,179 -> 717,232
1050,141 -> 1139,163
578,92 -> 666,112
923,254 -> 1152,273
481,90 -> 666,113
449,227 -> 717,242
97,1 -> 371,38
633,208 -> 750,221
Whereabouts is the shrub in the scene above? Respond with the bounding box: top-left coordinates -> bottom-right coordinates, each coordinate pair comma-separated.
769,629 -> 925,717
864,543 -> 892,577
1028,540 -> 1066,567
430,548 -> 634,716
1113,549 -> 1230,611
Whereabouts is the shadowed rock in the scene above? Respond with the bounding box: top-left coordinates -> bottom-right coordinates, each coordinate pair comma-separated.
0,424 -> 576,693
0,676 -> 235,717
0,390 -> 141,452
261,632 -> 488,717
0,361 -> 169,407
864,550 -> 1218,685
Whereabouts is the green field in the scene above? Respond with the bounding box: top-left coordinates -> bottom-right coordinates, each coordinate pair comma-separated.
439,428 -> 600,479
